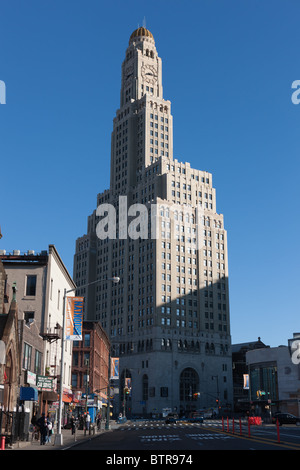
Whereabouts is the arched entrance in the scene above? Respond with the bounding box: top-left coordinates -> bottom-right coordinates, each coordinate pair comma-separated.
179,368 -> 199,415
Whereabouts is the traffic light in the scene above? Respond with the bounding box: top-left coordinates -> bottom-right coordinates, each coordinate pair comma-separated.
124,387 -> 130,395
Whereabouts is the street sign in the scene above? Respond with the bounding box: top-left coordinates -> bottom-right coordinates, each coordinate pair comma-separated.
36,375 -> 54,391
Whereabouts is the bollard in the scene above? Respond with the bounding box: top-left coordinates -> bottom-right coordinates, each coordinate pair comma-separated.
232,417 -> 235,434
227,417 -> 229,432
0,436 -> 5,450
222,416 -> 224,432
276,419 -> 280,443
239,417 -> 242,435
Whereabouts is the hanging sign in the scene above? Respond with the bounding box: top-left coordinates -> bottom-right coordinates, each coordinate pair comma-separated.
111,357 -> 119,379
66,296 -> 84,340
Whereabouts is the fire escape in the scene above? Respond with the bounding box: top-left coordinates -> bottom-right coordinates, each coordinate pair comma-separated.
41,323 -> 62,382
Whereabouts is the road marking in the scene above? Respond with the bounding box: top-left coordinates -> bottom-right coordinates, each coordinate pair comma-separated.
186,433 -> 233,440
199,424 -> 300,450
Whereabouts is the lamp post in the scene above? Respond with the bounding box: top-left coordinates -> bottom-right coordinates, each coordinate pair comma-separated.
85,358 -> 90,414
105,350 -> 111,430
212,375 -> 220,409
54,276 -> 120,446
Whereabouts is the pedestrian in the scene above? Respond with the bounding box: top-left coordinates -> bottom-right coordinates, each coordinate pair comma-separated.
71,415 -> 77,435
96,413 -> 102,431
85,411 -> 91,431
46,413 -> 53,443
47,420 -> 53,443
37,413 -> 48,445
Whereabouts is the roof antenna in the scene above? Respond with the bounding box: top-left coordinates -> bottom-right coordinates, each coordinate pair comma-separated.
143,16 -> 146,28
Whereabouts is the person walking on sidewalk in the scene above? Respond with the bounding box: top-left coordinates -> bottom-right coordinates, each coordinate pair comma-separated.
46,413 -> 53,443
85,411 -> 91,431
37,413 -> 49,445
71,415 -> 77,435
96,413 -> 102,431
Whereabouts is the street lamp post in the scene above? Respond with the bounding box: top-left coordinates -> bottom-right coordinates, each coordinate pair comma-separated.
54,286 -> 72,446
105,351 -> 111,430
212,375 -> 220,408
54,276 -> 120,446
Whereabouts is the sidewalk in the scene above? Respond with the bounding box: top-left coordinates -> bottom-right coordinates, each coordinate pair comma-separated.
10,422 -> 118,451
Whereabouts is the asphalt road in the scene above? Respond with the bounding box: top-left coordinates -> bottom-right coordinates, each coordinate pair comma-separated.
66,419 -> 300,452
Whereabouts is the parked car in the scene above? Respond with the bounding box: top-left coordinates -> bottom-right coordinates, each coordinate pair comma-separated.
117,416 -> 127,424
188,412 -> 204,423
165,413 -> 178,424
272,412 -> 300,426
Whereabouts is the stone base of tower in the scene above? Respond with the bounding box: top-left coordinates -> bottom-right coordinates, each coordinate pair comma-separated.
114,346 -> 233,418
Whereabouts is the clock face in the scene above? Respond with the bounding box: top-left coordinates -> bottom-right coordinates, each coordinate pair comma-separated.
141,64 -> 158,84
125,65 -> 134,85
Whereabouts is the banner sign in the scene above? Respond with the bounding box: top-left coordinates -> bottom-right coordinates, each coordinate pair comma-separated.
125,377 -> 132,396
243,374 -> 249,390
111,357 -> 119,379
125,377 -> 132,390
66,296 -> 84,340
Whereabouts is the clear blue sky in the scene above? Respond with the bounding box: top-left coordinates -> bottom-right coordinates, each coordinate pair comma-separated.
0,0 -> 299,347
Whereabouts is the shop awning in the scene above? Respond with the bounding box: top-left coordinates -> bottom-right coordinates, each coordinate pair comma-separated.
20,386 -> 38,402
43,391 -> 59,402
62,393 -> 72,403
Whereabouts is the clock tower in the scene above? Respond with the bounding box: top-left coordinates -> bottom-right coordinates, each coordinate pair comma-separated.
111,27 -> 173,190
74,27 -> 233,417
120,27 -> 163,105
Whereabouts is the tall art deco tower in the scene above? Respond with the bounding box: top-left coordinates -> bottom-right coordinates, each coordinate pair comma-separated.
74,27 -> 233,416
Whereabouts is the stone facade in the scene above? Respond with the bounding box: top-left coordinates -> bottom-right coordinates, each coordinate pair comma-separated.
0,245 -> 76,416
74,28 -> 233,416
0,281 -> 20,412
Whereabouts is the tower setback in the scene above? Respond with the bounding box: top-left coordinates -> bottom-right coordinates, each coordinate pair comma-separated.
73,27 -> 233,416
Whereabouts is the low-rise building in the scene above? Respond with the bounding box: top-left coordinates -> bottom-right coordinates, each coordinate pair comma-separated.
0,245 -> 76,423
246,333 -> 300,418
71,321 -> 110,422
232,337 -> 268,412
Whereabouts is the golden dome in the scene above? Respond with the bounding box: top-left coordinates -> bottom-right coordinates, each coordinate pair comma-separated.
129,27 -> 154,42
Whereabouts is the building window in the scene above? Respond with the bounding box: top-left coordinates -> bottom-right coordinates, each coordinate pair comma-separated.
25,275 -> 37,296
72,373 -> 78,388
84,333 -> 90,347
179,368 -> 199,401
24,311 -> 35,326
34,350 -> 42,375
142,374 -> 148,400
23,343 -> 32,370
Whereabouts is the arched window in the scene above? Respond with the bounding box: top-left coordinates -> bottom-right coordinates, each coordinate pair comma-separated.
179,368 -> 199,402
